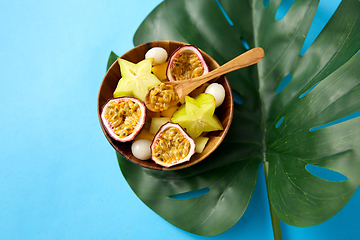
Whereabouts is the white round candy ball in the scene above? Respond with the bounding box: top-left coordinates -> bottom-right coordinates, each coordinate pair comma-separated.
205,83 -> 225,108
131,139 -> 152,160
145,47 -> 168,65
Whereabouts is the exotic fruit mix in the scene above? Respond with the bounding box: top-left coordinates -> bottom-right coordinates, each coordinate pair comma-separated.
101,45 -> 226,167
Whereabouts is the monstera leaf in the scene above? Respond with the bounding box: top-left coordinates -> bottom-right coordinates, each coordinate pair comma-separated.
109,0 -> 360,237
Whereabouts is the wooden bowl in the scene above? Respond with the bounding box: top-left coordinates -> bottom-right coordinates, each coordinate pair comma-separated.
97,40 -> 234,170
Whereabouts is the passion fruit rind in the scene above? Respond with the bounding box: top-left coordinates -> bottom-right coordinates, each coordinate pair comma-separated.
150,122 -> 196,168
101,97 -> 146,142
166,45 -> 209,82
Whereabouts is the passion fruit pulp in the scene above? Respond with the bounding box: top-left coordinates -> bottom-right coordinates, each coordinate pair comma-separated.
151,122 -> 195,168
166,45 -> 209,81
101,97 -> 146,142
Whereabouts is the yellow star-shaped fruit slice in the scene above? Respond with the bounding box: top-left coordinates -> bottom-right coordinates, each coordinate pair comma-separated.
171,93 -> 223,139
113,58 -> 161,102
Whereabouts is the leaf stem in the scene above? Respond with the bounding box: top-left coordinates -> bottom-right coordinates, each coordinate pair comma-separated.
263,162 -> 283,240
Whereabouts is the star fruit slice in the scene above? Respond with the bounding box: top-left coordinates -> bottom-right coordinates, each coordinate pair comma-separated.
171,93 -> 223,139
113,58 -> 161,102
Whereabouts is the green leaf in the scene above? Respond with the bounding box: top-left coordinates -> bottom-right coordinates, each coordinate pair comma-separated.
106,51 -> 118,71
118,151 -> 261,236
111,0 -> 360,236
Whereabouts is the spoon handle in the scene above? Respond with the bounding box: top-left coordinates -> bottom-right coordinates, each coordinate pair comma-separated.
175,47 -> 265,98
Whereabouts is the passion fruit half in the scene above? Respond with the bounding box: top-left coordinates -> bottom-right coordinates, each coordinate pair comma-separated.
101,97 -> 146,142
166,45 -> 209,81
151,122 -> 196,168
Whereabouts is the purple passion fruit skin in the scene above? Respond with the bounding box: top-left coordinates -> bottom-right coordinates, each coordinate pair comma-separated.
150,122 -> 196,168
101,97 -> 146,142
166,45 -> 209,82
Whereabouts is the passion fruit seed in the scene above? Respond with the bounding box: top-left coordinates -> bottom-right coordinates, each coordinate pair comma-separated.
153,126 -> 191,163
104,100 -> 142,139
170,52 -> 204,81
149,83 -> 179,111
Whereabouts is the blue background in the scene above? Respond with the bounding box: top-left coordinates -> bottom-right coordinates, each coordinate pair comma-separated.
1,0 -> 359,239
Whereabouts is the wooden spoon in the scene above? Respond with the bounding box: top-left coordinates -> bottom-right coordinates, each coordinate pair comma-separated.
145,47 -> 265,112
